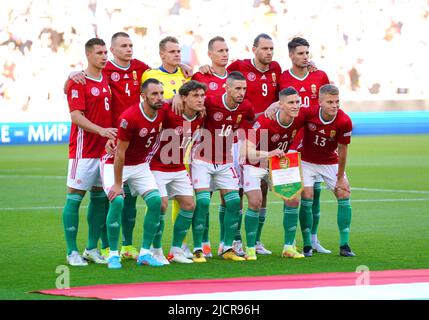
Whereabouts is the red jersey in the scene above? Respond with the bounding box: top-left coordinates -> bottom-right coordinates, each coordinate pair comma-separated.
246,111 -> 306,167
227,59 -> 281,114
66,75 -> 112,159
107,102 -> 166,166
279,70 -> 330,108
300,106 -> 353,165
103,59 -> 150,126
150,105 -> 204,172
192,71 -> 227,97
194,94 -> 255,164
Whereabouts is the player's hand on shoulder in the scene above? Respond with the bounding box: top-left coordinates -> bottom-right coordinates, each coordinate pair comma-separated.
307,61 -> 318,73
172,94 -> 184,116
108,184 -> 124,201
69,71 -> 86,85
99,127 -> 118,140
181,64 -> 194,78
264,101 -> 280,120
199,64 -> 214,75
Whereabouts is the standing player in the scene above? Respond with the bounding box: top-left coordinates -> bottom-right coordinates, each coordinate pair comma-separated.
67,32 -> 150,261
63,38 -> 117,266
279,37 -> 331,254
141,36 -> 194,258
298,84 -> 355,257
243,87 -> 306,260
150,80 -> 206,264
191,36 -> 229,257
191,71 -> 255,262
101,78 -> 166,269
226,33 -> 282,255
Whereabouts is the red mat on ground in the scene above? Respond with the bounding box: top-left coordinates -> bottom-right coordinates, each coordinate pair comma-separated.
37,269 -> 429,300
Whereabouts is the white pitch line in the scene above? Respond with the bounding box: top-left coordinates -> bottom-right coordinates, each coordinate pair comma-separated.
352,187 -> 429,194
0,175 -> 64,180
1,198 -> 429,212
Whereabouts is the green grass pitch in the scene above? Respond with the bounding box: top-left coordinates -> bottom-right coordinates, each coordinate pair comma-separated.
0,135 -> 428,299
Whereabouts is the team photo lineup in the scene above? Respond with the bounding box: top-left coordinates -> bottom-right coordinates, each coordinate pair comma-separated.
62,31 -> 355,270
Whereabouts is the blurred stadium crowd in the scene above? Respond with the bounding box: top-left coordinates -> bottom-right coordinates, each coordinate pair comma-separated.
1,0 -> 429,121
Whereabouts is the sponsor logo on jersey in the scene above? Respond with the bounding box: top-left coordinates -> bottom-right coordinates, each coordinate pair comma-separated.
319,129 -> 326,134
175,126 -> 183,135
214,112 -> 224,121
299,87 -> 306,92
91,87 -> 100,96
311,84 -> 317,95
102,87 -> 107,93
133,70 -> 137,81
271,134 -> 280,142
209,82 -> 218,90
308,123 -> 316,131
120,119 -> 128,129
139,128 -> 148,137
150,128 -> 156,133
226,115 -> 232,121
271,72 -> 277,83
261,75 -> 266,80
236,114 -> 242,124
124,74 -> 129,79
282,134 -> 288,139
71,89 -> 79,99
247,72 -> 256,81
111,72 -> 120,82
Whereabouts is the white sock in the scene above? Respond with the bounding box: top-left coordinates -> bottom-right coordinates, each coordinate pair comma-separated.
283,245 -> 293,250
139,248 -> 151,256
109,250 -> 119,258
311,234 -> 318,244
170,246 -> 182,254
152,248 -> 163,255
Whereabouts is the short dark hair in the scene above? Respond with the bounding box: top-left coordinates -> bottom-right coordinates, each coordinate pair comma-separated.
85,38 -> 106,52
319,84 -> 339,96
179,80 -> 207,96
227,71 -> 246,82
208,36 -> 226,51
159,36 -> 179,51
288,37 -> 310,52
279,86 -> 298,98
111,32 -> 130,44
253,33 -> 272,47
141,78 -> 163,92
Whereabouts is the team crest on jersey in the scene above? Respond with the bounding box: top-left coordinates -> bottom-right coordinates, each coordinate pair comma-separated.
213,112 -> 224,121
209,82 -> 218,90
308,123 -> 317,131
271,72 -> 277,83
175,126 -> 183,135
120,119 -> 128,129
133,70 -> 137,81
330,130 -> 336,138
247,72 -> 256,81
111,72 -> 120,82
271,134 -> 280,142
311,84 -> 317,95
139,128 -> 148,137
91,87 -> 100,96
236,114 -> 242,124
